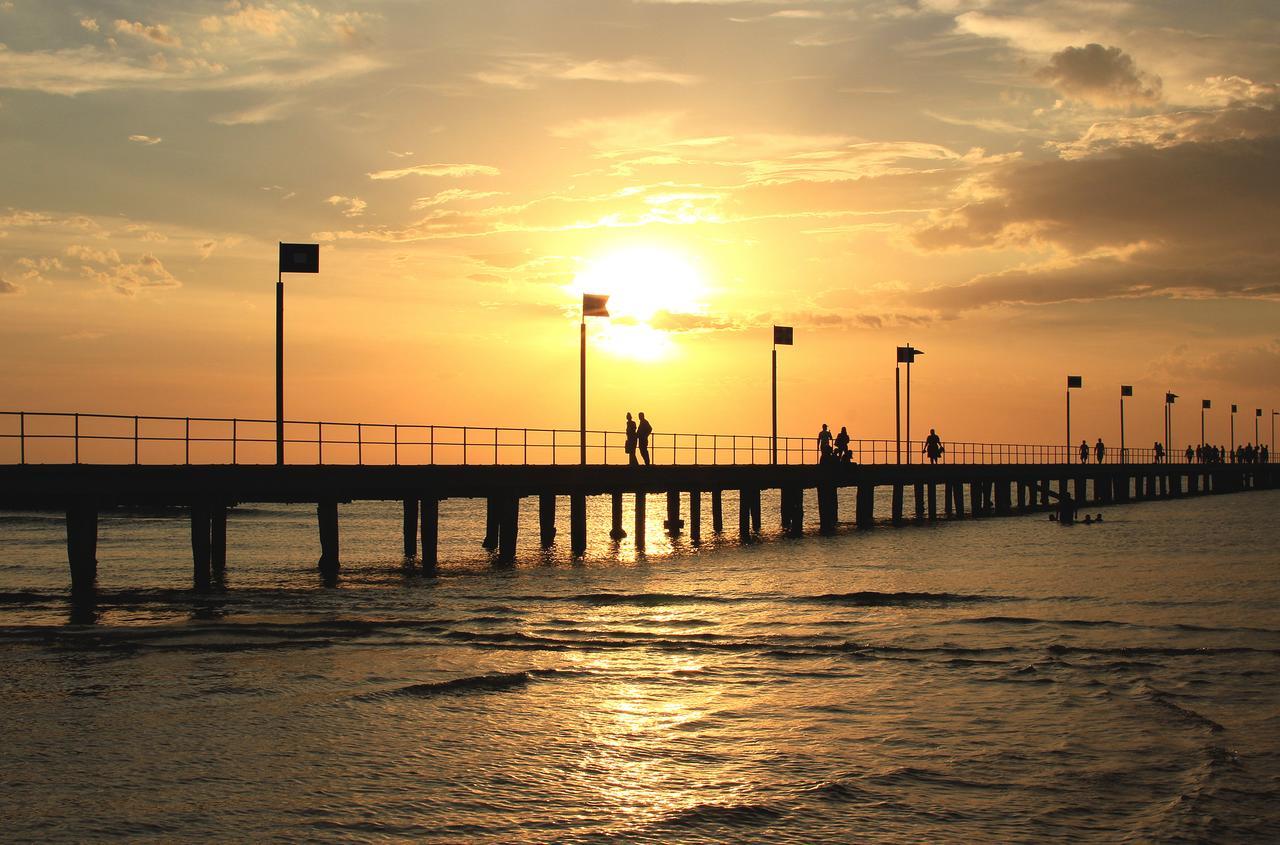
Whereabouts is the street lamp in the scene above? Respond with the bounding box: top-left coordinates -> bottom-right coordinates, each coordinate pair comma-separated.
897,345 -> 923,464
580,293 -> 610,464
1067,375 -> 1082,463
1231,404 -> 1238,458
1256,408 -> 1262,450
1120,385 -> 1133,463
277,242 -> 320,465
772,326 -> 793,464
1201,399 -> 1211,459
1165,392 -> 1178,461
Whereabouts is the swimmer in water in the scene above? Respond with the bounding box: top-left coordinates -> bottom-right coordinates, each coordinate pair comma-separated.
1083,514 -> 1093,525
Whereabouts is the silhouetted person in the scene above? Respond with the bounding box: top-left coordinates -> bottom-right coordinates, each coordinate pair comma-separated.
1263,445 -> 1270,464
817,424 -> 833,462
1095,438 -> 1105,464
1154,441 -> 1164,463
636,412 -> 652,465
1095,513 -> 1104,522
924,429 -> 943,464
1083,514 -> 1093,525
625,412 -> 638,466
1079,440 -> 1089,464
834,426 -> 850,460
1185,444 -> 1194,463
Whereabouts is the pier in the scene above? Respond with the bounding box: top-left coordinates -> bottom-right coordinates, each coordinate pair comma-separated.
1,410 -> 1275,596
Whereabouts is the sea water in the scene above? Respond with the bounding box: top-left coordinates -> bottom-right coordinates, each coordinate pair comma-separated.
1,489 -> 1277,842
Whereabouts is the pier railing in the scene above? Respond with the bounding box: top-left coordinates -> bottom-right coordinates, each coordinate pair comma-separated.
0,410 -> 1215,467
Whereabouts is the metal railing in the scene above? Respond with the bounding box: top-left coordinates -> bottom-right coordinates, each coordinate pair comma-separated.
0,410 -> 1251,467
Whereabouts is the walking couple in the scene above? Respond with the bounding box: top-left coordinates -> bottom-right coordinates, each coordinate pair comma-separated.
625,412 -> 652,466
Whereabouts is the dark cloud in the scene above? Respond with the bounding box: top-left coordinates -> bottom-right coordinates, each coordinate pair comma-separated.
1159,339 -> 1280,390
1036,44 -> 1161,108
914,108 -> 1280,312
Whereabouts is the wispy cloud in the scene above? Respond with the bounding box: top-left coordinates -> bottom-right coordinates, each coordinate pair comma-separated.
128,133 -> 162,145
326,195 -> 368,217
367,163 -> 500,181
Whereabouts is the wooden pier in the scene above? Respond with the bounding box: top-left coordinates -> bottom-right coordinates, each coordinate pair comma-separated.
1,460 -> 1274,597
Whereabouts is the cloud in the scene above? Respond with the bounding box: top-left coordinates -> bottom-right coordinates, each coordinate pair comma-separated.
410,188 -> 504,210
78,252 -> 180,296
475,55 -> 699,89
113,19 -> 181,48
326,195 -> 367,217
128,134 -> 162,145
79,18 -> 99,32
0,276 -> 19,294
366,163 -> 500,180
1036,44 -> 1161,108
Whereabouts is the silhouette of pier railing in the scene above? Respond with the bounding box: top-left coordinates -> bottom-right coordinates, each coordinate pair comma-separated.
0,410 -> 1168,466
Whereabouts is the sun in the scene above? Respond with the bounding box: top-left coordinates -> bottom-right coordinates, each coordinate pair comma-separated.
571,246 -> 708,360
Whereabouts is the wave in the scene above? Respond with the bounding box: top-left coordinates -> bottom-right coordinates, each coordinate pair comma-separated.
565,592 -> 745,607
1048,644 -> 1280,657
794,591 -> 1014,607
372,671 -> 534,698
652,799 -> 787,829
1135,684 -> 1226,733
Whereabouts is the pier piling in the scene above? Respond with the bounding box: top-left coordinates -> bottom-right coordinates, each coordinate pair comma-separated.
711,490 -> 723,533
483,497 -> 499,550
665,491 -> 684,534
690,490 -> 702,545
634,492 -> 646,548
539,494 -> 557,546
856,484 -> 875,529
65,503 -> 98,597
609,492 -> 626,540
420,497 -> 439,571
191,503 -> 211,592
402,498 -> 418,558
497,496 -> 519,564
570,494 -> 587,556
317,500 -> 339,578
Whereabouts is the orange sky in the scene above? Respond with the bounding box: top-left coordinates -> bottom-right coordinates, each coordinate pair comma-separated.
1,1 -> 1278,451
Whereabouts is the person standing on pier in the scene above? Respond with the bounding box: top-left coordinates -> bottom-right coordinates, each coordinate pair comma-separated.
1080,440 -> 1090,464
625,413 -> 638,466
834,426 -> 850,461
1185,444 -> 1195,463
1095,438 -> 1106,464
1154,442 -> 1164,463
924,429 -> 943,464
636,412 -> 652,465
818,424 -> 833,462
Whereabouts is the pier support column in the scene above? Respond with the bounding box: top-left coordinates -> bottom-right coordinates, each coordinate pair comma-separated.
497,496 -> 520,564
539,494 -> 557,546
570,494 -> 587,557
1099,476 -> 1114,504
211,504 -> 227,581
317,501 -> 340,578
420,497 -> 439,571
483,497 -> 500,550
953,482 -> 966,519
785,487 -> 804,536
65,504 -> 98,597
711,490 -> 724,533
891,484 -> 904,525
690,491 -> 702,545
402,498 -> 418,558
818,484 -> 838,534
192,503 -> 212,592
857,484 -> 875,529
995,481 -> 1011,516
928,483 -> 938,521
944,482 -> 953,518
738,489 -> 752,541
1188,473 -> 1200,494
634,492 -> 647,549
749,489 -> 762,534
914,483 -> 925,522
969,481 -> 982,518
664,491 -> 684,535
1171,474 -> 1183,497
1074,477 -> 1087,506
1041,481 -> 1051,507
1016,481 -> 1027,512
609,492 -> 627,540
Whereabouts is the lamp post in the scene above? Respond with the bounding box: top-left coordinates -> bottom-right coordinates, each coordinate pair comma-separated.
1067,375 -> 1082,463
1120,385 -> 1133,463
1165,392 -> 1178,460
1256,408 -> 1262,450
580,294 -> 610,464
897,345 -> 923,464
1201,399 -> 1211,460
772,326 -> 793,464
1231,404 -> 1237,458
1271,410 -> 1277,461
276,242 -> 319,465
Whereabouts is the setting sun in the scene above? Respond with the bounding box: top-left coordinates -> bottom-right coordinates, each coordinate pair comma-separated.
572,246 -> 709,360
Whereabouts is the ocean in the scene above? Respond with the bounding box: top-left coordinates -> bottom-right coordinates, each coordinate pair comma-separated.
1,488 -> 1277,842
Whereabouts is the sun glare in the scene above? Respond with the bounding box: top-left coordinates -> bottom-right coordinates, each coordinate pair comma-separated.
572,246 -> 708,360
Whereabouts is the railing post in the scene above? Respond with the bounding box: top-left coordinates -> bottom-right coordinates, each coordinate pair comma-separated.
694,434 -> 699,465
493,427 -> 498,465
358,423 -> 363,465
462,427 -> 467,466
551,429 -> 555,465
134,415 -> 139,464
523,429 -> 528,465
18,412 -> 24,464
430,426 -> 436,465
185,417 -> 190,465
394,424 -> 399,466
74,413 -> 79,464
318,422 -> 323,465
232,418 -> 237,464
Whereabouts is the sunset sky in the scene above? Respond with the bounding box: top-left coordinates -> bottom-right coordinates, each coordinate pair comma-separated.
2,0 -> 1278,450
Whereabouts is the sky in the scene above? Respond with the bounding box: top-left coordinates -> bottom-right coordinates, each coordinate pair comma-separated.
2,0 -> 1279,453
